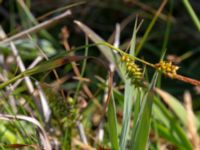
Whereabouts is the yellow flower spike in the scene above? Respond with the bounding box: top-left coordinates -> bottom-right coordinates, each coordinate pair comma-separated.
126,57 -> 131,62
131,68 -> 136,72
166,67 -> 171,72
155,61 -> 179,75
121,55 -> 127,61
160,61 -> 164,65
121,54 -> 132,62
162,66 -> 167,71
134,72 -> 142,76
125,62 -> 131,66
168,61 -> 172,66
121,54 -> 143,86
127,65 -> 133,71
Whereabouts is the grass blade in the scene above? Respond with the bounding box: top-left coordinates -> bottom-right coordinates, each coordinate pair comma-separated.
182,0 -> 200,31
155,88 -> 200,128
119,82 -> 135,150
136,0 -> 168,55
130,72 -> 159,150
0,55 -> 103,89
107,93 -> 120,150
119,19 -> 138,150
154,96 -> 193,150
74,20 -> 115,65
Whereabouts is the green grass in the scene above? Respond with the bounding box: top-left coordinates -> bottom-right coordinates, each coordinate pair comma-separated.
0,0 -> 200,150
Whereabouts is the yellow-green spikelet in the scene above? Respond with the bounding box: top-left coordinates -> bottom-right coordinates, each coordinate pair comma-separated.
121,54 -> 143,84
155,61 -> 179,77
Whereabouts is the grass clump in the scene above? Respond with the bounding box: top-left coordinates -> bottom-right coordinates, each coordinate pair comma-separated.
0,1 -> 200,150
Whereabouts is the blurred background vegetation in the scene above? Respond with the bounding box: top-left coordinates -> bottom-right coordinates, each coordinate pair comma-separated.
0,0 -> 200,149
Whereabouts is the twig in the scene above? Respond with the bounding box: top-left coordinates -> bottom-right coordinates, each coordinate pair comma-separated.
113,23 -> 120,48
35,81 -> 51,123
73,138 -> 95,150
27,34 -> 67,104
107,12 -> 136,43
96,121 -> 104,142
130,0 -> 175,22
10,42 -> 35,94
9,41 -> 52,149
12,56 -> 43,89
167,74 -> 200,86
61,27 -> 102,109
37,1 -> 85,21
0,10 -> 71,45
2,70 -> 17,113
10,42 -> 50,127
184,91 -> 200,150
76,121 -> 88,144
0,54 -> 17,112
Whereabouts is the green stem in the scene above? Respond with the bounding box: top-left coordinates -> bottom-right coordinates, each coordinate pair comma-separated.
74,36 -> 89,99
0,42 -> 156,90
182,0 -> 200,31
136,0 -> 168,55
0,74 -> 23,89
99,42 -> 155,68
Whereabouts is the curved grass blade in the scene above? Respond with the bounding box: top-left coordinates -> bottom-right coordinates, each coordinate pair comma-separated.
119,19 -> 138,150
181,0 -> 200,31
153,96 -> 193,150
0,56 -> 108,89
136,0 -> 168,55
107,93 -> 120,150
130,72 -> 159,150
155,88 -> 200,129
74,20 -> 115,65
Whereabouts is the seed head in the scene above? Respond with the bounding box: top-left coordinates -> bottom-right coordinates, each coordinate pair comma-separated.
121,54 -> 143,85
155,61 -> 179,76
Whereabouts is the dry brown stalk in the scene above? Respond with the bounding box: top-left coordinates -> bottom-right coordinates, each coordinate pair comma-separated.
61,27 -> 102,110
0,10 -> 71,45
167,74 -> 200,86
128,0 -> 175,22
184,91 -> 200,150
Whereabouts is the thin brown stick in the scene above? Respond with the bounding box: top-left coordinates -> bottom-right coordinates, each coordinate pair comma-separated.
73,138 -> 95,150
61,27 -> 102,109
130,0 -> 175,22
0,10 -> 71,45
102,71 -> 114,115
107,12 -> 136,43
27,34 -> 67,103
167,74 -> 200,86
37,1 -> 85,21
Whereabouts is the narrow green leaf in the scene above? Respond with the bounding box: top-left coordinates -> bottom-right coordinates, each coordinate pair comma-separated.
156,123 -> 187,150
107,93 -> 120,150
74,20 -> 116,65
133,89 -> 143,126
130,72 -> 159,150
119,19 -> 138,150
182,0 -> 200,31
156,89 -> 200,128
136,0 -> 168,55
119,81 -> 135,150
154,96 -> 193,150
0,56 -> 99,89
